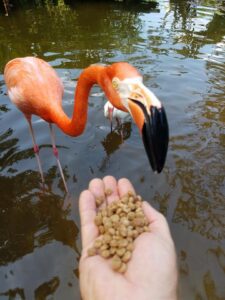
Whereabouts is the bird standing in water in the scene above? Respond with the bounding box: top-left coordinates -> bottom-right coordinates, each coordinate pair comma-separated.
104,100 -> 131,131
4,57 -> 169,192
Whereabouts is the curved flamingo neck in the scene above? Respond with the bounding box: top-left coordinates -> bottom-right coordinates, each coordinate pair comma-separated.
51,64 -> 106,137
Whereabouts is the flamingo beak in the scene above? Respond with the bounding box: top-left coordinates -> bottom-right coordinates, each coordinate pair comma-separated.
128,94 -> 169,173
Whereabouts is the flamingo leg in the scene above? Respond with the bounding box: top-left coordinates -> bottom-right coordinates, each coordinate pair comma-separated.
49,123 -> 68,193
116,117 -> 124,142
26,118 -> 45,184
108,106 -> 114,132
116,117 -> 121,128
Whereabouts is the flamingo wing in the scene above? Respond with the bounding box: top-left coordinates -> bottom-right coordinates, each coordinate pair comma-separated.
4,57 -> 63,122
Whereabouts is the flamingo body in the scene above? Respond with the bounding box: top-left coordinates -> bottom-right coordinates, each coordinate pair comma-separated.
5,57 -> 63,122
4,56 -> 169,191
104,101 -> 130,121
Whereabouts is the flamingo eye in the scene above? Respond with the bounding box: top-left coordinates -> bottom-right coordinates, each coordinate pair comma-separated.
112,77 -> 120,90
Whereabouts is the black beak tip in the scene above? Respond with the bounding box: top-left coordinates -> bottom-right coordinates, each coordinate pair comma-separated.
153,162 -> 164,174
142,105 -> 169,173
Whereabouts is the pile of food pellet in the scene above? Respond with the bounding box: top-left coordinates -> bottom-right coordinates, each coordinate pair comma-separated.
87,190 -> 150,273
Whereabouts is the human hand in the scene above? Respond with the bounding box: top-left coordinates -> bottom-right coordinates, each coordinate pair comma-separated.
79,176 -> 178,300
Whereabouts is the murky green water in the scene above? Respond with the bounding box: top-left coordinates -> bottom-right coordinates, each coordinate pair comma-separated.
0,0 -> 225,299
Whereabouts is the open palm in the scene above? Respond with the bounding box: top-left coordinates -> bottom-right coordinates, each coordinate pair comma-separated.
79,176 -> 178,300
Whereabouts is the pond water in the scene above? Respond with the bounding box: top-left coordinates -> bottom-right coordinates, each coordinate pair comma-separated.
0,0 -> 225,299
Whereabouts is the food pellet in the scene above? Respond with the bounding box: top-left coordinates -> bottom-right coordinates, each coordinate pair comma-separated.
87,192 -> 150,273
105,188 -> 113,196
98,225 -> 105,234
94,239 -> 102,249
94,215 -> 102,226
127,243 -> 134,252
111,214 -> 120,223
122,251 -> 132,263
87,247 -> 96,256
111,255 -> 122,271
118,262 -> 127,273
100,249 -> 110,258
116,247 -> 126,257
96,196 -> 104,207
118,239 -> 128,248
110,247 -> 117,255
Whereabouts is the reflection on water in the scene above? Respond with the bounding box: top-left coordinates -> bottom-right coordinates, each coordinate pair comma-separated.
0,0 -> 225,299
100,122 -> 132,171
34,276 -> 60,299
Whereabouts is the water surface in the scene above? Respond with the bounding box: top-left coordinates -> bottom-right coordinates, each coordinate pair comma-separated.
0,0 -> 225,299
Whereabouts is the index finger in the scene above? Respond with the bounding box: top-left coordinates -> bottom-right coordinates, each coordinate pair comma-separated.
117,178 -> 136,196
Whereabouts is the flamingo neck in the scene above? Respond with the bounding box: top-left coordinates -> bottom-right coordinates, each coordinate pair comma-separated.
52,64 -> 106,137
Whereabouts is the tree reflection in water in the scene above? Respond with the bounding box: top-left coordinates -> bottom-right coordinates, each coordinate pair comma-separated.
0,127 -> 79,261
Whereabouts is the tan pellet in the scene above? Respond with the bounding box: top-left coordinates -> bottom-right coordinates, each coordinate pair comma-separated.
118,262 -> 127,273
110,214 -> 120,223
122,251 -> 132,263
111,255 -> 122,271
100,249 -> 110,258
96,196 -> 104,207
127,243 -> 134,252
94,239 -> 102,249
87,247 -> 96,256
105,188 -> 113,196
116,248 -> 126,257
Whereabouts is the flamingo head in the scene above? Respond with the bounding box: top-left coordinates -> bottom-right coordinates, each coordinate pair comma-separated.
106,63 -> 169,173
